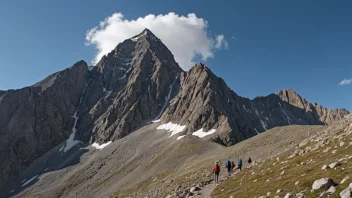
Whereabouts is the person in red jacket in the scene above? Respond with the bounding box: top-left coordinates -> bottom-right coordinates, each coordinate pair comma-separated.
213,161 -> 220,184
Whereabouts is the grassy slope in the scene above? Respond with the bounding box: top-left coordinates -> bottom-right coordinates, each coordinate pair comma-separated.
212,127 -> 352,197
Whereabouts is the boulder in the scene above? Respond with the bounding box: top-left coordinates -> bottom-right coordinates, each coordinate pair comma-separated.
340,184 -> 352,198
312,178 -> 335,190
328,162 -> 341,169
284,192 -> 293,198
326,186 -> 336,194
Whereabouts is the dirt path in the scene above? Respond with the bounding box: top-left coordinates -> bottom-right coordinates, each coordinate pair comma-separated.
193,174 -> 230,198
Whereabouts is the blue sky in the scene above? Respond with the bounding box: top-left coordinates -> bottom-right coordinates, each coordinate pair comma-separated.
0,0 -> 351,111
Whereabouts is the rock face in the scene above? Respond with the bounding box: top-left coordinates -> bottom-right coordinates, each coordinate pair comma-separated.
160,63 -> 349,145
0,61 -> 90,185
0,28 -> 349,186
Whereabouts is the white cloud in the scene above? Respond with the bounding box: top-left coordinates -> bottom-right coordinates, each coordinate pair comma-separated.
215,34 -> 229,49
85,12 -> 228,70
339,78 -> 352,85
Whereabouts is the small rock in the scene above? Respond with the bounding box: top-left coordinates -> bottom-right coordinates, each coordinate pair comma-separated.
295,181 -> 299,185
321,165 -> 329,170
340,142 -> 345,147
253,179 -> 257,183
326,186 -> 336,194
328,162 -> 341,168
276,189 -> 283,193
301,174 -> 306,177
312,178 -> 335,190
258,196 -> 267,198
323,147 -> 331,152
190,187 -> 200,192
341,176 -> 350,184
280,170 -> 285,175
331,149 -> 337,154
267,192 -> 271,196
339,158 -> 348,162
284,192 -> 293,198
296,192 -> 304,198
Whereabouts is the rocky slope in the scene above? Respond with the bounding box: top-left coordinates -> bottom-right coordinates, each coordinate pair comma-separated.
160,63 -> 349,146
0,28 -> 349,191
213,114 -> 352,198
0,61 -> 90,186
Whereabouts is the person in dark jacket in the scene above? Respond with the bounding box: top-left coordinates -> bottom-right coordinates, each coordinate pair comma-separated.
225,159 -> 231,178
248,157 -> 252,165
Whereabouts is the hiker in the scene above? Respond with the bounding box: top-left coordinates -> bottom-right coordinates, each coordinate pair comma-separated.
213,161 -> 220,184
236,159 -> 243,172
226,159 -> 232,177
231,161 -> 235,174
248,157 -> 252,165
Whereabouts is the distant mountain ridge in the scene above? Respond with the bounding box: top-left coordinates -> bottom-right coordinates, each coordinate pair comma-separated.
0,28 -> 349,186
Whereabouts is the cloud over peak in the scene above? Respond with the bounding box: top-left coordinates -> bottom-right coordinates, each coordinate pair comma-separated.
339,78 -> 352,85
85,12 -> 228,70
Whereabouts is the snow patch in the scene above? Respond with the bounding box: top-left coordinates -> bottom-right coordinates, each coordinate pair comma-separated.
157,122 -> 186,137
59,145 -> 64,152
260,120 -> 268,131
243,105 -> 251,113
92,141 -> 112,150
265,117 -> 269,120
11,190 -> 14,193
61,111 -> 81,153
21,179 -> 26,184
255,109 -> 259,115
177,135 -> 186,140
88,66 -> 94,71
104,90 -> 112,98
131,31 -> 147,41
282,109 -> 292,124
43,168 -> 49,171
152,119 -> 160,123
152,76 -> 178,121
254,128 -> 259,135
117,67 -> 127,71
278,102 -> 282,106
192,128 -> 216,138
22,175 -> 38,187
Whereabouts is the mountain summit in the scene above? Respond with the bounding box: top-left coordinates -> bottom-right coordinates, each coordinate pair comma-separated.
0,29 -> 349,190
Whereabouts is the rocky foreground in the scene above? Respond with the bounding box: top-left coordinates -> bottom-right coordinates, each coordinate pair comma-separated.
210,114 -> 352,198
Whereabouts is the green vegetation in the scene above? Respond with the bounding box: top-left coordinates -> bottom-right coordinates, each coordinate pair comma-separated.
212,139 -> 352,197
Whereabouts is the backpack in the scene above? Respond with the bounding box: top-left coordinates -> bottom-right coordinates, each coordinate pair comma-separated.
226,160 -> 231,168
231,161 -> 235,168
238,159 -> 242,166
213,164 -> 219,173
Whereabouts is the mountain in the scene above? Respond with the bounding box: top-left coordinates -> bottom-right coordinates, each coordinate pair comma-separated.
0,28 -> 349,193
160,63 -> 349,146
